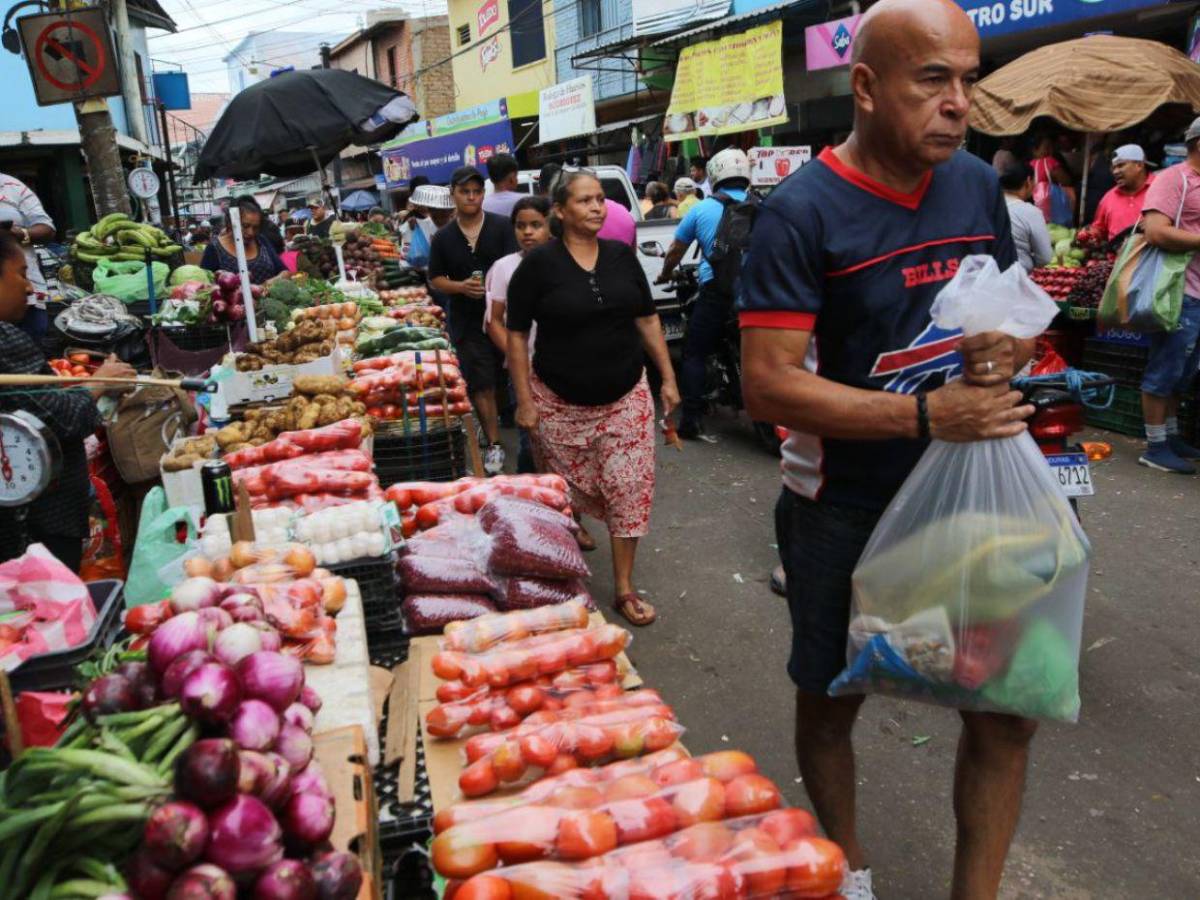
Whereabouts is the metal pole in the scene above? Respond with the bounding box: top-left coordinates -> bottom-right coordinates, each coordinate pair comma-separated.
157,102 -> 180,228
228,207 -> 259,342
1080,132 -> 1093,226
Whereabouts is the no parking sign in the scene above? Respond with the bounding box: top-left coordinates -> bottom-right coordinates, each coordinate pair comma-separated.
17,7 -> 121,107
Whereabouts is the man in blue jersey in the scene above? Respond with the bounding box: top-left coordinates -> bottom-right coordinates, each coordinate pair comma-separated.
740,1 -> 1040,897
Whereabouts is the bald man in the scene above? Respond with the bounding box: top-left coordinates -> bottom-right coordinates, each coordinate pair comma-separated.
740,2 -> 1039,898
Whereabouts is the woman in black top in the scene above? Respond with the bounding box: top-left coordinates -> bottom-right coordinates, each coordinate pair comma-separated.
507,170 -> 680,626
201,196 -> 287,285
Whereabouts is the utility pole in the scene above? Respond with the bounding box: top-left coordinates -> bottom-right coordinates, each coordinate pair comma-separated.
318,42 -> 344,195
76,97 -> 132,217
109,0 -> 149,146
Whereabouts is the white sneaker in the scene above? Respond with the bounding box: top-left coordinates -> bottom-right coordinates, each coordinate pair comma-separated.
484,443 -> 506,475
841,868 -> 876,900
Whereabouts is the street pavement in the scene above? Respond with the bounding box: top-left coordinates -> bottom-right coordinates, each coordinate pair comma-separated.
562,414 -> 1200,900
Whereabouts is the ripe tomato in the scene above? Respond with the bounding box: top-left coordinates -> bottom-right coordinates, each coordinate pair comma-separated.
607,796 -> 677,845
489,705 -> 521,732
610,722 -> 646,759
652,757 -> 705,788
640,717 -> 681,752
432,651 -> 464,681
670,821 -> 735,862
604,774 -> 659,802
545,753 -> 580,776
505,684 -> 545,715
555,809 -> 618,860
782,836 -> 847,897
426,704 -> 472,738
546,785 -> 605,809
459,757 -> 499,798
574,724 -> 614,762
724,773 -> 781,818
495,806 -> 561,864
416,503 -> 441,529
453,874 -> 512,900
437,680 -> 476,703
507,862 -> 579,900
491,740 -> 528,784
69,352 -> 92,364
729,827 -> 784,895
700,750 -> 758,783
506,652 -> 538,684
627,864 -> 685,900
760,808 -> 818,846
577,860 -> 629,900
534,645 -> 568,675
519,734 -> 558,769
431,830 -> 499,879
670,777 -> 726,826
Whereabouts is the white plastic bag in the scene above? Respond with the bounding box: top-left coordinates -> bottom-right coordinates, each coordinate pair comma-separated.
830,256 -> 1089,721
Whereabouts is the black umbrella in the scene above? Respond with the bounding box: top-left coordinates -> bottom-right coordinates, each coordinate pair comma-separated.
193,69 -> 419,184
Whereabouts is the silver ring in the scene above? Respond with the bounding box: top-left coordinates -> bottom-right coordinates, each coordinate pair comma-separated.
985,360 -> 994,374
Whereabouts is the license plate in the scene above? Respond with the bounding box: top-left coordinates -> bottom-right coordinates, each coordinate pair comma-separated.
662,315 -> 685,341
1046,452 -> 1094,497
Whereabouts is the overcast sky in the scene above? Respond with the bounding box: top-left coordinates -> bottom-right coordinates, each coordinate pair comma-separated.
149,0 -> 448,94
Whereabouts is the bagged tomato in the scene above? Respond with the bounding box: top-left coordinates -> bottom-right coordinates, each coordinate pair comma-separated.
486,514 -> 589,580
435,660 -> 619,704
403,594 -> 497,634
440,599 -> 591,653
446,813 -> 847,900
503,577 -> 592,611
432,768 -> 784,878
431,625 -> 629,689
456,705 -> 684,799
426,681 -> 652,740
398,554 -> 498,596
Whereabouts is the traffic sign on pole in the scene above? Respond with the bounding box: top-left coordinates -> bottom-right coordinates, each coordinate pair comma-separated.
17,8 -> 122,107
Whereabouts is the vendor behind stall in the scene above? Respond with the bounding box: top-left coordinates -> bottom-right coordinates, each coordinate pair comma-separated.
201,196 -> 286,285
0,231 -> 134,572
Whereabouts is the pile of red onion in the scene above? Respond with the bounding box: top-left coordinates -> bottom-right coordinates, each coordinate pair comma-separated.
89,578 -> 362,900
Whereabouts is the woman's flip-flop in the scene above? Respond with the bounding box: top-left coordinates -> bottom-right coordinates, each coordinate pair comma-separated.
614,592 -> 656,626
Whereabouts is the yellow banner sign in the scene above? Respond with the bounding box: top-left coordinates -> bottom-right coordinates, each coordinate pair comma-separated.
664,20 -> 787,141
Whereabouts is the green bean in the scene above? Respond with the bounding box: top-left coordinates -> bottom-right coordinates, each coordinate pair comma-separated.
156,721 -> 199,775
48,879 -> 116,898
67,802 -> 152,829
140,712 -> 190,764
11,794 -> 80,900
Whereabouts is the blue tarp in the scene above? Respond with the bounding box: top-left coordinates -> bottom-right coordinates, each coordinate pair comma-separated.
340,189 -> 380,211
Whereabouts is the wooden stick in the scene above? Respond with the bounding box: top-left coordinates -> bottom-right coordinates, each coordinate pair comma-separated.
0,669 -> 23,758
0,374 -> 199,390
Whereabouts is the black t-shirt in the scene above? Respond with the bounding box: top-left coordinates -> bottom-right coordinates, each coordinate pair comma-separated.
507,239 -> 656,406
306,215 -> 333,239
427,213 -> 517,337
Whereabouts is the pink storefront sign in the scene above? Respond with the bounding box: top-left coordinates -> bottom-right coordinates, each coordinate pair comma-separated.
805,14 -> 862,71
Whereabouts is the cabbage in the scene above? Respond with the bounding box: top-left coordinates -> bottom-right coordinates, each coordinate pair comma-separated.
170,265 -> 213,286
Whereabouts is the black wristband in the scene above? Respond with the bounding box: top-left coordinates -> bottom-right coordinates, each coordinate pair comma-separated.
916,392 -> 931,440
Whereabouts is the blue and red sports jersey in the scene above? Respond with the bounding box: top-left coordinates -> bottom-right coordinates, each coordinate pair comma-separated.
739,146 -> 1017,511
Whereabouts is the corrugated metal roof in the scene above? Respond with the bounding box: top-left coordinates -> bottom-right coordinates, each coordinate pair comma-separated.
648,0 -> 802,47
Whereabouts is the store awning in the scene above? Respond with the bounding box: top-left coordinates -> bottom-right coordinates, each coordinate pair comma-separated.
649,0 -> 801,47
534,113 -> 660,148
0,129 -> 165,160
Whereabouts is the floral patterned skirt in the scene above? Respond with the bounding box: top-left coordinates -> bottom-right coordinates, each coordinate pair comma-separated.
530,372 -> 656,539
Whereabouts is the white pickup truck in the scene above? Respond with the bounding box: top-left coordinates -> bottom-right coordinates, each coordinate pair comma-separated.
494,166 -> 700,341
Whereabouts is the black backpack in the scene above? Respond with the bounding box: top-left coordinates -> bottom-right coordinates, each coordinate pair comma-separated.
707,190 -> 761,298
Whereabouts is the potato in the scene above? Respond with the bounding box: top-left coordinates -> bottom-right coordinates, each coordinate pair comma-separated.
292,375 -> 347,396
225,442 -> 252,453
298,403 -> 321,430
215,423 -> 248,448
162,452 -> 199,472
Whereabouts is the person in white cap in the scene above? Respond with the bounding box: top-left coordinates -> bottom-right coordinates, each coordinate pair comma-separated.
1137,117 -> 1200,473
1090,143 -> 1155,243
673,177 -> 700,218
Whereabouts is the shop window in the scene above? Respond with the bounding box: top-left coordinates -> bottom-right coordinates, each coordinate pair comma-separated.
387,46 -> 397,86
579,0 -> 602,38
457,24 -> 471,46
508,0 -> 545,67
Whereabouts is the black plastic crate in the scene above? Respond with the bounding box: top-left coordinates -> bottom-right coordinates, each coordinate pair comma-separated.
153,324 -> 233,353
1084,383 -> 1196,438
328,553 -> 401,626
367,623 -> 410,670
1081,339 -> 1149,387
386,846 -> 435,900
375,694 -> 434,870
8,580 -> 124,693
373,421 -> 469,486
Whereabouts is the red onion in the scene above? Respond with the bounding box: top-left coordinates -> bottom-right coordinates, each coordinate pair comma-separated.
251,622 -> 283,653
221,592 -> 263,623
115,661 -> 158,709
176,739 -> 240,810
161,650 -> 214,700
166,863 -> 237,900
143,801 -> 209,871
260,753 -> 293,809
214,622 -> 264,667
180,662 -> 241,724
275,722 -> 313,770
310,852 -> 362,900
197,607 -> 233,631
150,612 -> 213,674
252,860 -> 316,900
282,703 -> 314,733
171,576 -> 223,614
282,789 -> 334,848
237,750 -> 274,795
126,849 -> 175,900
236,652 -> 303,712
298,686 -> 322,713
287,762 -> 330,801
81,674 -> 137,722
230,699 -> 280,752
205,795 -> 284,877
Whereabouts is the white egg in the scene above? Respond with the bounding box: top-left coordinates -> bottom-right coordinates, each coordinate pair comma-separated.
366,532 -> 386,557
336,537 -> 356,560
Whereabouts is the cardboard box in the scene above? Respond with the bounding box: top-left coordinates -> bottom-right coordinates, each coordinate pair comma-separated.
217,346 -> 347,407
159,436 -> 214,510
313,725 -> 381,900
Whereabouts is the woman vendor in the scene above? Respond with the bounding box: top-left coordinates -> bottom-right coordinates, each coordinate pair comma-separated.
201,196 -> 286,285
0,231 -> 134,572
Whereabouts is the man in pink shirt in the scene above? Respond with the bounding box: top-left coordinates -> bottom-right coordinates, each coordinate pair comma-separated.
598,197 -> 636,247
1091,144 -> 1155,242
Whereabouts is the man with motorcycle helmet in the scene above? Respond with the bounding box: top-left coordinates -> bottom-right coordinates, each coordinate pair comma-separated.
656,147 -> 757,439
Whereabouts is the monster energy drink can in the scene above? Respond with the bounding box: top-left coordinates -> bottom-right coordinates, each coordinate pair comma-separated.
201,460 -> 235,516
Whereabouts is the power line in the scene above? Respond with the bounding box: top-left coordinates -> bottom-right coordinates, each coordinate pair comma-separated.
158,25 -> 348,59
151,0 -> 439,40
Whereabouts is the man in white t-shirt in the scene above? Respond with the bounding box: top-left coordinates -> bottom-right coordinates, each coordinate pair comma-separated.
482,154 -> 523,219
0,172 -> 54,340
999,164 -> 1052,272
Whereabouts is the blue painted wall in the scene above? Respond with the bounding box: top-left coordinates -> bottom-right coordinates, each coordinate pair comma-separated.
553,0 -> 640,103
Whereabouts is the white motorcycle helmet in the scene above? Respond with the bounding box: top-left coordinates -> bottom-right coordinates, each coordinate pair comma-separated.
707,148 -> 752,190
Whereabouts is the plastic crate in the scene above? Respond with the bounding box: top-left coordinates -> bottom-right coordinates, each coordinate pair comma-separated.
328,553 -> 401,627
1080,339 -> 1149,386
375,700 -> 434,869
1084,383 -> 1196,438
386,846 -> 435,900
153,324 -> 232,353
372,420 -> 469,487
8,580 -> 124,693
367,623 -> 410,670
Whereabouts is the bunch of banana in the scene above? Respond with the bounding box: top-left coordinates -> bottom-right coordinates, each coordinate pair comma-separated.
71,213 -> 183,264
